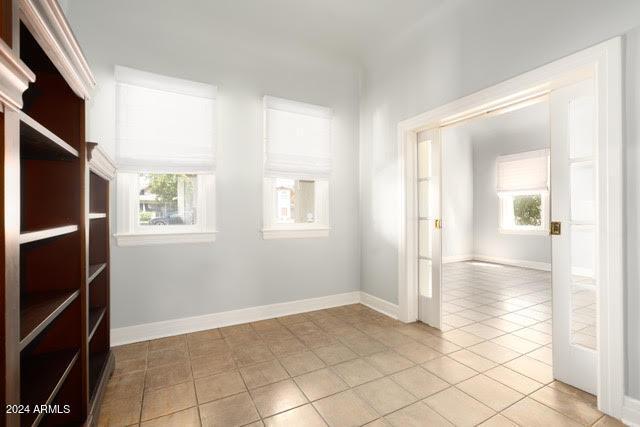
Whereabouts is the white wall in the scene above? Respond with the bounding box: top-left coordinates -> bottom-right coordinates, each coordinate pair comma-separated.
67,1 -> 361,329
440,127 -> 474,260
358,0 -> 640,397
625,26 -> 640,401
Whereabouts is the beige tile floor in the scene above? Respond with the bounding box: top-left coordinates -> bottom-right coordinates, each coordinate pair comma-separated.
100,262 -> 616,426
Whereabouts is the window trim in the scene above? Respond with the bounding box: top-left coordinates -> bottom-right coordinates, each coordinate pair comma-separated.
262,225 -> 331,240
115,231 -> 217,246
498,191 -> 549,236
115,172 -> 217,246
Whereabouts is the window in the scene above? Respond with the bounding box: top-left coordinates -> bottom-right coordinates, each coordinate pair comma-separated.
114,66 -> 217,246
262,96 -> 332,239
138,173 -> 197,227
497,149 -> 549,235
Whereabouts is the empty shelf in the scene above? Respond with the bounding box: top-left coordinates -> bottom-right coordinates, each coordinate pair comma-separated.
88,307 -> 106,340
20,225 -> 78,244
20,111 -> 79,160
20,290 -> 79,350
21,349 -> 79,426
88,263 -> 107,284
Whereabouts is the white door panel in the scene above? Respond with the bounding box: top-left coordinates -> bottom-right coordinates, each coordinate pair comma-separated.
417,129 -> 442,327
550,78 -> 598,394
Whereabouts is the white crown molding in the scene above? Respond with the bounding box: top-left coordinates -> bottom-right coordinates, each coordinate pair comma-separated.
0,38 -> 35,110
19,0 -> 95,100
88,145 -> 116,181
359,292 -> 399,319
111,291 -> 361,346
623,395 -> 640,427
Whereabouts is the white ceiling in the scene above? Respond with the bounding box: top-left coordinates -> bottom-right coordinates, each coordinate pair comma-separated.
65,0 -> 447,63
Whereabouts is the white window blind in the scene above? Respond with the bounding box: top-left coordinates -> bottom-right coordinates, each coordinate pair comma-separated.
115,66 -> 216,172
263,96 -> 332,178
496,149 -> 549,194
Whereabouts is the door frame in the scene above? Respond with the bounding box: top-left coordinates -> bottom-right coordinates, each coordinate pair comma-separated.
397,37 -> 623,416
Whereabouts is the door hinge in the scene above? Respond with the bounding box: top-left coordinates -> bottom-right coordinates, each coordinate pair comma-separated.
550,221 -> 561,235
435,219 -> 442,229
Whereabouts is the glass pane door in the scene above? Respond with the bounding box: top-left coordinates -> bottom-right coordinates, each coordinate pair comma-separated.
550,78 -> 598,394
417,129 -> 441,327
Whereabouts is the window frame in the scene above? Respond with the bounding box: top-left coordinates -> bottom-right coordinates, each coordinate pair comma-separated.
115,172 -> 217,246
498,190 -> 549,236
261,176 -> 331,239
261,96 -> 333,240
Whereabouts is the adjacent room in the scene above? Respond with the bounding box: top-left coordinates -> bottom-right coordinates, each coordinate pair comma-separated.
1,1 -> 640,426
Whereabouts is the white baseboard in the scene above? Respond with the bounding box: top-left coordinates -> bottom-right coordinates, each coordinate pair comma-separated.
623,395 -> 640,427
473,254 -> 551,271
359,292 -> 399,319
442,254 -> 474,264
112,291 -> 360,346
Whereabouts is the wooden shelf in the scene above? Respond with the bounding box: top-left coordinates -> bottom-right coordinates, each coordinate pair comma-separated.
88,351 -> 109,401
19,111 -> 79,160
21,349 -> 79,426
19,225 -> 78,244
88,263 -> 107,285
88,307 -> 106,341
20,290 -> 79,350
89,212 -> 106,219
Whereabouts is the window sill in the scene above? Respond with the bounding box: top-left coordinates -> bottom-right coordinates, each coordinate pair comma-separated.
498,228 -> 549,236
262,226 -> 331,240
115,231 -> 217,246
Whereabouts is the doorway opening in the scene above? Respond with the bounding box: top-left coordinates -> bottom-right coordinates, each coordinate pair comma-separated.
398,38 -> 623,416
439,98 -> 557,382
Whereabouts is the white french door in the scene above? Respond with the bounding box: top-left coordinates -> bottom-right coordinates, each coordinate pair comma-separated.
416,129 -> 442,327
550,78 -> 598,394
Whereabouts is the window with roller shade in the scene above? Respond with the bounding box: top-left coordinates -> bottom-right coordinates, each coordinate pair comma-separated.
114,66 -> 217,245
262,96 -> 332,239
496,149 -> 550,234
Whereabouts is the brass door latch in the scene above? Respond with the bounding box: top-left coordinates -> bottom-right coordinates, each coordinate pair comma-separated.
435,219 -> 442,229
550,221 -> 561,235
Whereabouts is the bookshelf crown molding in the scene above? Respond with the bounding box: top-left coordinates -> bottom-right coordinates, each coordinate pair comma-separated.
0,38 -> 35,109
19,0 -> 96,99
88,144 -> 116,181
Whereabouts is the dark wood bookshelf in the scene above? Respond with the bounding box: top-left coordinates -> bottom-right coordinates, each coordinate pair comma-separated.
20,350 -> 79,427
86,169 -> 112,419
19,290 -> 79,350
19,111 -> 78,160
87,263 -> 107,285
18,225 -> 78,244
88,350 -> 108,401
2,6 -> 109,426
88,307 -> 106,341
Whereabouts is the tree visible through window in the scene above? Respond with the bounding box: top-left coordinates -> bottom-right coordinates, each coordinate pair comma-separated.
513,194 -> 542,226
138,173 -> 197,226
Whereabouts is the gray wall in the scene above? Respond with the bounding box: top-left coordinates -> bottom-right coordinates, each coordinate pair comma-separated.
441,127 -> 474,259
358,0 -> 640,397
67,1 -> 361,329
625,26 -> 640,401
